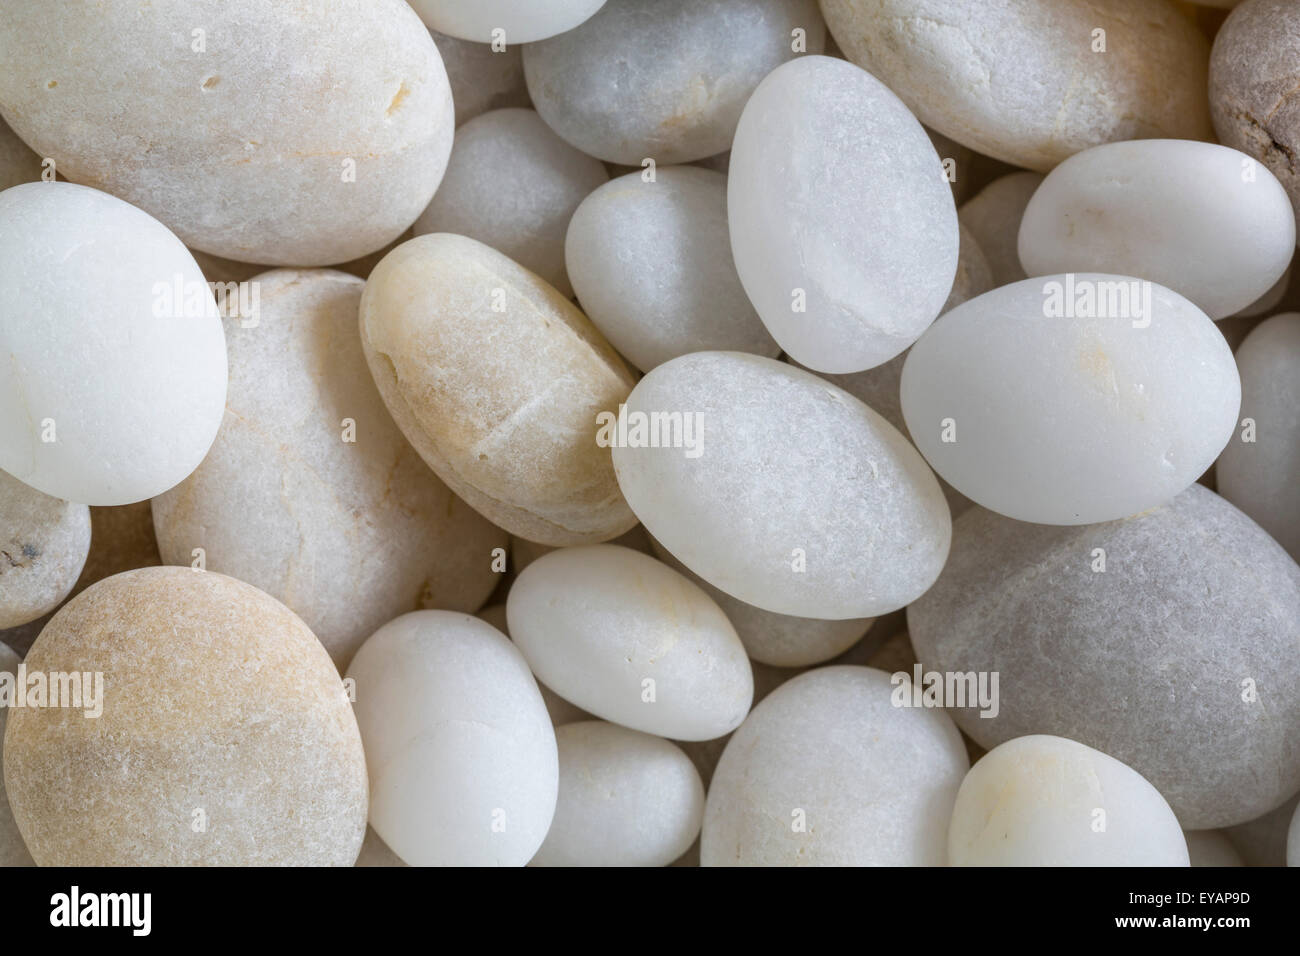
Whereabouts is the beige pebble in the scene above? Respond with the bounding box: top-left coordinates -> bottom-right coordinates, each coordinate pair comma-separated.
819,0 -> 1213,172
0,470 -> 90,629
360,233 -> 637,545
3,567 -> 367,866
0,0 -> 454,265
153,270 -> 505,669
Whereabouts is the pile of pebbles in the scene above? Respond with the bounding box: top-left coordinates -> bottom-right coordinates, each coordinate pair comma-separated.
1,0 -> 1298,867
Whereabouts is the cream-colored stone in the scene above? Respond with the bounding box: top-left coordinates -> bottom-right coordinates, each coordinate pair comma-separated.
361,234 -> 637,545
154,270 -> 505,669
0,0 -> 453,264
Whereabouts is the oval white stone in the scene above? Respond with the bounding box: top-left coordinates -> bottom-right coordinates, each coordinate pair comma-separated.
702,667 -> 968,866
566,166 -> 779,371
508,545 -> 752,741
949,736 -> 1190,867
728,56 -> 958,373
0,183 -> 227,505
612,352 -> 951,618
346,611 -> 558,866
531,721 -> 704,867
1019,140 -> 1295,319
901,275 -> 1240,524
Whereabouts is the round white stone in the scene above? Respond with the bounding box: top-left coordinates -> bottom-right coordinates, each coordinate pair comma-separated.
728,55 -> 958,374
0,183 -> 227,505
701,667 -> 968,866
613,352 -> 951,618
507,545 -> 753,741
566,166 -> 779,371
346,611 -> 558,866
949,735 -> 1190,867
531,721 -> 704,867
1019,139 -> 1295,319
901,275 -> 1241,524
1216,313 -> 1300,561
409,0 -> 608,44
412,109 -> 607,297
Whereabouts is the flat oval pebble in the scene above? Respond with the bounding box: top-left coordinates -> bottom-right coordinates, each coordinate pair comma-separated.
613,352 -> 951,619
1210,0 -> 1300,237
729,55 -> 958,374
701,667 -> 968,865
409,0 -> 608,44
649,537 -> 875,668
820,0 -> 1213,172
346,611 -> 558,866
958,172 -> 1045,286
413,109 -> 607,297
3,567 -> 367,865
508,545 -> 753,740
901,275 -> 1240,524
0,471 -> 90,629
0,0 -> 453,265
566,166 -> 779,371
948,736 -> 1189,867
1216,313 -> 1300,561
0,641 -> 35,866
429,30 -> 531,127
908,484 -> 1300,828
1019,140 -> 1295,319
524,0 -> 825,165
531,721 -> 704,867
0,183 -> 227,505
360,233 -> 637,545
152,270 -> 505,668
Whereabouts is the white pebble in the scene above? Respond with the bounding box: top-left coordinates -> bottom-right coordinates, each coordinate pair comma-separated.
409,0 -> 608,44
1019,140 -> 1295,320
901,275 -> 1241,524
948,735 -> 1190,867
702,667 -> 968,865
729,56 -> 957,374
507,545 -> 753,741
531,721 -> 704,867
0,183 -> 227,505
566,166 -> 779,371
346,611 -> 558,866
613,352 -> 950,618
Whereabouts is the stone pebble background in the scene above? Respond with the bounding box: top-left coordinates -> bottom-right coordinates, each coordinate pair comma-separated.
0,0 -> 1298,867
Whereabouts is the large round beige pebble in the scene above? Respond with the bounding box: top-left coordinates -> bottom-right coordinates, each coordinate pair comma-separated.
532,721 -> 704,867
360,233 -> 637,545
701,666 -> 968,865
819,0 -> 1213,172
346,611 -> 558,867
0,471 -> 90,629
153,270 -> 505,669
2,567 -> 367,866
0,0 -> 454,265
